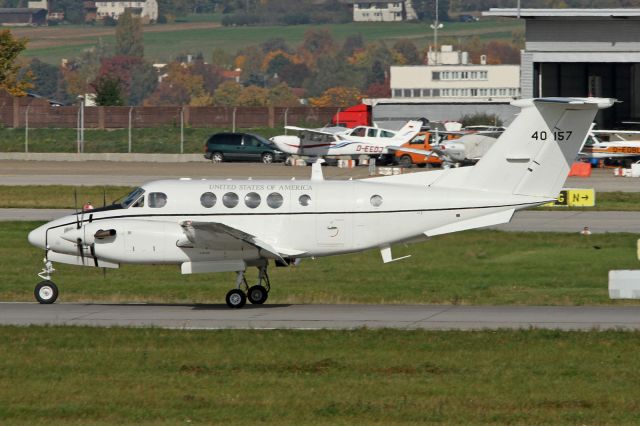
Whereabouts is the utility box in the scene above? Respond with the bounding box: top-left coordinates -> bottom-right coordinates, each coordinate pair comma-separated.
609,270 -> 640,299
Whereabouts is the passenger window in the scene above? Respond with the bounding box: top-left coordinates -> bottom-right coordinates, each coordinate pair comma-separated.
223,192 -> 239,208
267,192 -> 283,209
370,195 -> 383,207
367,128 -> 378,138
244,192 -> 261,209
351,127 -> 366,137
245,136 -> 261,147
200,192 -> 217,208
380,130 -> 395,138
299,194 -> 311,207
148,192 -> 167,208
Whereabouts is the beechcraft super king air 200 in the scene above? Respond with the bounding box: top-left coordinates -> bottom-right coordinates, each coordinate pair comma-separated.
28,97 -> 612,308
269,120 -> 422,157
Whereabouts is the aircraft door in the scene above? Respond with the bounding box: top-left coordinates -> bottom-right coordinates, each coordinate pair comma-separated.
315,183 -> 353,248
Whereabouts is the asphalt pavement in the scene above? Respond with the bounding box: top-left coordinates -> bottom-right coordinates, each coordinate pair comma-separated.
1,303 -> 638,330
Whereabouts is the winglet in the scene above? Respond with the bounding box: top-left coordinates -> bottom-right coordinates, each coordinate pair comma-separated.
311,159 -> 325,181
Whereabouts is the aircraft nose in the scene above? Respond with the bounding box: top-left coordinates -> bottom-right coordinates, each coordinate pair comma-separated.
28,225 -> 47,250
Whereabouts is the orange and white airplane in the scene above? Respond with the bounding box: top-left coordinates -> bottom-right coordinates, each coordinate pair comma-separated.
580,130 -> 640,164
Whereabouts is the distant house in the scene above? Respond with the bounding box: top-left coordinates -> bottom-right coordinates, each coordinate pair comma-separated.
95,0 -> 158,23
0,8 -> 47,26
350,0 -> 417,22
83,1 -> 97,22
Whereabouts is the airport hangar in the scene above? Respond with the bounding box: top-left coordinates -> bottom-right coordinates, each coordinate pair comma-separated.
484,8 -> 640,130
372,8 -> 640,130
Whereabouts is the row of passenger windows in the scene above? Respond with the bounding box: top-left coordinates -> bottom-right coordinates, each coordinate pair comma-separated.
135,192 -> 383,209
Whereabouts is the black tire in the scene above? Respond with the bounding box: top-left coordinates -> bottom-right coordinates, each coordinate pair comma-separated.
34,280 -> 58,304
211,152 -> 224,163
225,289 -> 246,309
247,285 -> 269,305
398,155 -> 413,168
261,152 -> 274,164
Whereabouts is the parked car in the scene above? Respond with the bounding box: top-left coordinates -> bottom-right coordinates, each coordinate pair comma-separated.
459,14 -> 478,22
204,132 -> 285,164
394,131 -> 450,168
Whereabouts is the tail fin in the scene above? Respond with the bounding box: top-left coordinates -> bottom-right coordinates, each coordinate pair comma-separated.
391,120 -> 422,144
436,98 -> 613,198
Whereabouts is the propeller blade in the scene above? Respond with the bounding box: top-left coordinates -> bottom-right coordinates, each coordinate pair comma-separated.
103,187 -> 106,207
74,189 -> 80,229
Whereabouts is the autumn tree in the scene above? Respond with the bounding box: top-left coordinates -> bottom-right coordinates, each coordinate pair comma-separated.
393,39 -> 420,65
309,86 -> 362,107
0,30 -> 32,96
213,80 -> 243,106
97,56 -> 157,105
115,9 -> 144,58
268,83 -> 299,106
237,85 -> 269,106
145,62 -> 211,106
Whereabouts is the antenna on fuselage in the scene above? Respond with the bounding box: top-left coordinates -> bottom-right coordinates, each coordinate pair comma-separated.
311,159 -> 325,181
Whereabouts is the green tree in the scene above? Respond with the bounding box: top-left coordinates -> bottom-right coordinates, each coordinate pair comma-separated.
0,30 -> 32,96
393,39 -> 420,65
23,59 -> 60,99
115,10 -> 144,58
213,80 -> 243,106
268,83 -> 299,106
93,75 -> 124,106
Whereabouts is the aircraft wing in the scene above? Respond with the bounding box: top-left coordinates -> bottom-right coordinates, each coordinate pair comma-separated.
179,221 -> 305,260
386,145 -> 439,158
284,126 -> 342,136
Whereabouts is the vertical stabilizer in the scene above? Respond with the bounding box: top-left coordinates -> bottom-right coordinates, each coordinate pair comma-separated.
435,98 -> 614,198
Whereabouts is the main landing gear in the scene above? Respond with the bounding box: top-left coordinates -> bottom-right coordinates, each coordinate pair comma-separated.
225,266 -> 271,309
34,259 -> 59,304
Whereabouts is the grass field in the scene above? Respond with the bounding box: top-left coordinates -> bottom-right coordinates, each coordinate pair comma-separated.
0,127 -> 284,154
3,222 -> 640,305
0,326 -> 639,424
3,185 -> 640,211
18,18 -> 523,64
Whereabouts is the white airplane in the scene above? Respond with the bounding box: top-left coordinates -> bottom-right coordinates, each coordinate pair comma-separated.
270,121 -> 422,157
28,97 -> 612,308
580,129 -> 640,164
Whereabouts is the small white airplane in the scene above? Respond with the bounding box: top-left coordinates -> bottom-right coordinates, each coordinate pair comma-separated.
28,97 -> 612,308
580,129 -> 640,164
270,121 -> 422,157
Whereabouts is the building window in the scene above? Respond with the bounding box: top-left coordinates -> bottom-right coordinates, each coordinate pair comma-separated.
393,89 -> 402,98
432,89 -> 440,97
471,89 -> 478,96
403,89 -> 411,97
422,89 -> 431,97
412,89 -> 421,97
432,71 -> 440,80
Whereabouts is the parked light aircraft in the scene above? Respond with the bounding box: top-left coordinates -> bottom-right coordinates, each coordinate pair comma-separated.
269,120 -> 422,157
579,129 -> 640,165
28,97 -> 612,308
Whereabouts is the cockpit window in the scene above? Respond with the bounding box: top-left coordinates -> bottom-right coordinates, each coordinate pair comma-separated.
119,187 -> 145,209
148,192 -> 167,208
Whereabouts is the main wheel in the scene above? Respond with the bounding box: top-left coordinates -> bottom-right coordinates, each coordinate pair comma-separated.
261,152 -> 274,164
398,155 -> 413,168
247,285 -> 268,305
211,152 -> 224,163
34,280 -> 58,304
225,289 -> 246,309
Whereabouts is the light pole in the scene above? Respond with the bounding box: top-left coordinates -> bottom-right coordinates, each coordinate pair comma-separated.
77,95 -> 85,153
430,0 -> 443,64
25,105 -> 30,153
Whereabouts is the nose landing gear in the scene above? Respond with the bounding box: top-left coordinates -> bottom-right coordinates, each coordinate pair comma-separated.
35,258 -> 58,304
224,265 -> 271,308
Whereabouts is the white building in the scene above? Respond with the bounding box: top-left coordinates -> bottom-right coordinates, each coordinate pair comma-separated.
390,46 -> 520,101
95,0 -> 158,22
352,0 -> 416,22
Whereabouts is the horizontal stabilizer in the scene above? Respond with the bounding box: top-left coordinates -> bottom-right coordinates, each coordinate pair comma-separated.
424,209 -> 515,237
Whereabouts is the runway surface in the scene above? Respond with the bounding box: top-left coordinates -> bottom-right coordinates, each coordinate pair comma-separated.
2,208 -> 638,233
0,161 -> 637,191
1,303 -> 639,330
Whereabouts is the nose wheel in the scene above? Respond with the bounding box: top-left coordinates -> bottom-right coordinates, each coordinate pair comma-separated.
35,258 -> 59,304
35,280 -> 58,304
